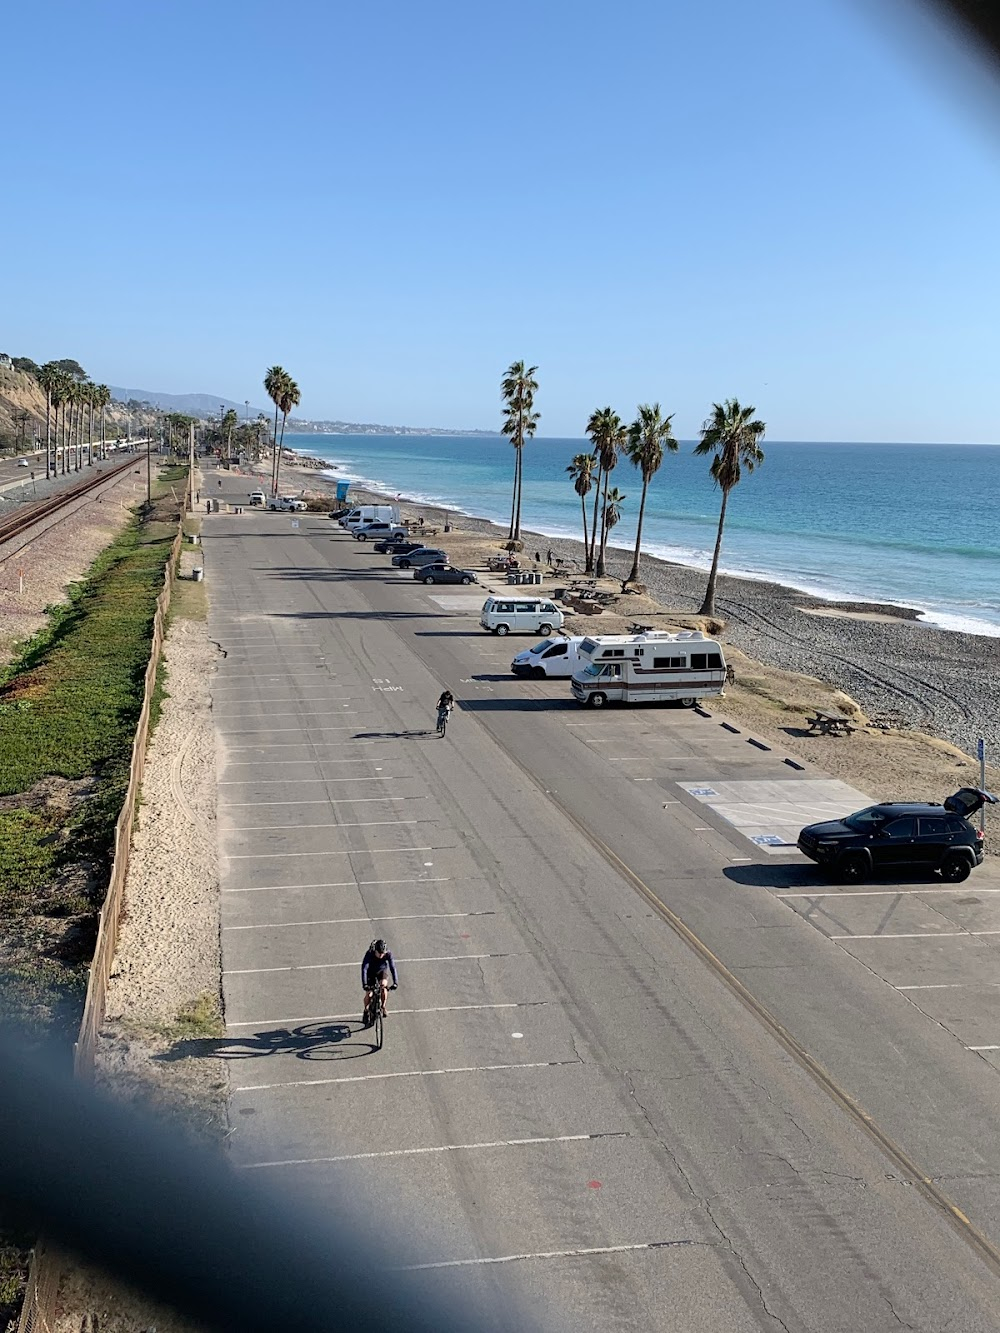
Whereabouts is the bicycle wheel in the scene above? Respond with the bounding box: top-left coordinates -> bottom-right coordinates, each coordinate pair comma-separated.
373,1009 -> 384,1051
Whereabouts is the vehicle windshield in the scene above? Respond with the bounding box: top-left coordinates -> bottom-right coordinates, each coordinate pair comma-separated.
530,639 -> 555,654
844,807 -> 887,831
584,663 -> 603,678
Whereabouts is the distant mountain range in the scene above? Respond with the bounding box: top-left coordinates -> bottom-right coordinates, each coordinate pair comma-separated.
108,386 -> 496,435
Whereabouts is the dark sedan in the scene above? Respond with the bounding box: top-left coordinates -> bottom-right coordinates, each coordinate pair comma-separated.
391,548 -> 447,569
374,539 -> 423,555
414,564 -> 478,585
797,787 -> 996,884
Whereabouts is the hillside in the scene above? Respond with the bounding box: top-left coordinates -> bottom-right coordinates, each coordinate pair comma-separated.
0,365 -> 153,448
108,387 -> 270,417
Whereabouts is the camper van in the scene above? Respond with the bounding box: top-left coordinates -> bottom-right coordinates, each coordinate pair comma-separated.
570,630 -> 727,708
341,504 -> 400,531
511,636 -> 587,678
479,596 -> 564,636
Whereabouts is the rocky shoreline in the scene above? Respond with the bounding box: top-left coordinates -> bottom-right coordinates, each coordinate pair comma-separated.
292,453 -> 1000,762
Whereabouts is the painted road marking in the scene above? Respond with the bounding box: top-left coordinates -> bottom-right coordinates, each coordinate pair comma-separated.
226,846 -> 437,860
218,725 -> 362,735
899,982 -> 1000,991
233,1058 -> 580,1094
226,1002 -> 544,1028
220,797 -> 422,807
224,911 -> 495,932
228,819 -> 421,831
222,877 -> 452,894
778,888 -> 1000,898
398,1241 -> 695,1271
224,952 -> 512,976
227,742 -> 378,751
830,931 -> 1000,940
970,1046 -> 1000,1052
219,763 -> 388,774
238,1132 -> 630,1170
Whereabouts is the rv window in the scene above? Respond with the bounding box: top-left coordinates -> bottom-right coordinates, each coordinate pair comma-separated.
514,602 -> 539,612
707,653 -> 722,669
691,653 -> 707,670
602,663 -> 623,678
601,649 -> 625,659
541,603 -> 557,613
653,655 -> 685,669
580,638 -> 600,656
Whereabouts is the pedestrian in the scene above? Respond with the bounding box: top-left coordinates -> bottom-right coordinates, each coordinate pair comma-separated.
206,500 -> 211,514
535,551 -> 541,565
547,548 -> 553,567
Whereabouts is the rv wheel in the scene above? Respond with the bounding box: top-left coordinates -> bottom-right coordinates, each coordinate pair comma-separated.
589,692 -> 608,708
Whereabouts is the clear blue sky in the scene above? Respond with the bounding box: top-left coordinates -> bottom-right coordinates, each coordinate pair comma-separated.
4,0 -> 999,440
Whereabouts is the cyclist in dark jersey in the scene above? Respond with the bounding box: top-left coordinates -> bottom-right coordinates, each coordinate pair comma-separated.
361,939 -> 398,1027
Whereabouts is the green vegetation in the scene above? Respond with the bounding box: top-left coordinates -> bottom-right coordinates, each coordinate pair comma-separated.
624,405 -> 678,585
501,361 -> 539,543
566,452 -> 596,569
586,406 -> 626,577
695,399 -> 766,615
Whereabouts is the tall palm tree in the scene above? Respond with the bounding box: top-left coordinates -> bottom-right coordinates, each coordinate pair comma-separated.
50,375 -> 66,474
566,453 -> 596,568
694,398 -> 766,615
272,374 -> 301,494
265,366 -> 290,494
603,487 -> 626,541
500,361 -> 539,542
37,362 -> 61,479
624,404 -> 677,585
96,384 -> 111,459
586,407 -> 627,577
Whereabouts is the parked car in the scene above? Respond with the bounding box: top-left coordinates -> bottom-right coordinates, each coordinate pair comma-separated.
797,787 -> 997,884
414,564 -> 477,585
248,490 -> 266,507
267,495 -> 307,512
479,596 -> 564,636
391,548 -> 447,569
511,636 -> 588,678
355,522 -> 407,542
17,458 -> 30,468
374,539 -> 423,555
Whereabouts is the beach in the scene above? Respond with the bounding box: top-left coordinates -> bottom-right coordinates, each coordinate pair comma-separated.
262,452 -> 1000,807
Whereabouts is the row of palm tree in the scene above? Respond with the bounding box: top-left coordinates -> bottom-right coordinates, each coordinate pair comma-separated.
264,366 -> 301,495
35,364 -> 113,476
565,399 -> 765,615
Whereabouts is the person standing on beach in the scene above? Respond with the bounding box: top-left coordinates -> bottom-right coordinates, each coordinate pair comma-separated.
547,548 -> 553,567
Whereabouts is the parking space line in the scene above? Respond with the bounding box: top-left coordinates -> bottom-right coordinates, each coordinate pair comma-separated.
224,910 -> 496,931
225,952 -> 512,976
778,889 -> 1000,898
222,877 -> 451,894
228,742 -> 378,751
220,797 -> 422,807
228,819 -> 420,831
227,846 -> 438,860
226,1002 -> 545,1027
218,725 -> 361,735
219,770 -> 398,780
233,1058 -> 580,1094
399,1241 -> 690,1271
898,982 -> 1000,991
238,1131 -> 630,1170
214,710 -> 359,719
831,930 -> 1000,940
970,1046 -> 1000,1052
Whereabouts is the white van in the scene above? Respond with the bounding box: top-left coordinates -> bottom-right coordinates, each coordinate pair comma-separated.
480,596 -> 564,637
570,630 -> 727,707
341,504 -> 399,530
511,636 -> 587,678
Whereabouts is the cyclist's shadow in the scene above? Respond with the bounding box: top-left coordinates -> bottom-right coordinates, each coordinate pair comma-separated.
157,1021 -> 369,1064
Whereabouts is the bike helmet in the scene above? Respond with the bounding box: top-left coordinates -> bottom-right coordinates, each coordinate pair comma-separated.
373,939 -> 387,954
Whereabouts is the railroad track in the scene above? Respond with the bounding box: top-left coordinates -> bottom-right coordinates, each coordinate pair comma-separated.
0,455 -> 143,550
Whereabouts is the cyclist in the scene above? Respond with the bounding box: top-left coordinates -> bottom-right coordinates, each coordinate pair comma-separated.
361,938 -> 398,1027
436,689 -> 454,732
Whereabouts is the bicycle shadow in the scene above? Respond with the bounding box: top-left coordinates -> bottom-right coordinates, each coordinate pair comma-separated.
156,1021 -> 367,1064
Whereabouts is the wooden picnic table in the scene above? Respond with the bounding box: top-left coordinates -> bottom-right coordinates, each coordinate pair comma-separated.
806,709 -> 856,736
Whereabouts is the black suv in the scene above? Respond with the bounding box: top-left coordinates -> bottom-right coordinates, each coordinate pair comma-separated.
374,539 -> 422,555
797,787 -> 996,884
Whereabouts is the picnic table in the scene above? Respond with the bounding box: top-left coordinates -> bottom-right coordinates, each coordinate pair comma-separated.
806,709 -> 856,736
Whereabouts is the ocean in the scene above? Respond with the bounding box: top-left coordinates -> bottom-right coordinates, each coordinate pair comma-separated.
285,433 -> 1000,637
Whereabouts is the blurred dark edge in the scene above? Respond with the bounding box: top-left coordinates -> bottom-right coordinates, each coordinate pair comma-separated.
929,0 -> 1000,67
0,1029 -> 526,1333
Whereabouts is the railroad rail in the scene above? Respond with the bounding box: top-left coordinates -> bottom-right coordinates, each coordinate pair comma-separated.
0,455 -> 145,550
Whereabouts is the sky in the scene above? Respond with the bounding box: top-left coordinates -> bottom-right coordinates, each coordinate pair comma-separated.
3,0 -> 1000,441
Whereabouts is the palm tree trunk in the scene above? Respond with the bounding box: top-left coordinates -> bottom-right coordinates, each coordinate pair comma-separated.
514,444 -> 524,541
699,487 -> 730,615
508,444 -> 519,540
627,478 -> 649,584
44,392 -> 51,480
587,465 -> 602,573
596,471 -> 611,577
580,492 -> 589,560
274,412 -> 288,491
271,404 -> 280,494
100,404 -> 105,460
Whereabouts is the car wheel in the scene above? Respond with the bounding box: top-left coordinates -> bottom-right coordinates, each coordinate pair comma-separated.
940,853 -> 972,883
588,691 -> 608,709
423,575 -> 435,584
538,622 -> 553,636
356,534 -> 367,540
679,697 -> 697,708
495,624 -> 510,636
532,666 -> 547,679
461,576 -> 472,585
837,852 -> 869,885
400,560 -> 410,569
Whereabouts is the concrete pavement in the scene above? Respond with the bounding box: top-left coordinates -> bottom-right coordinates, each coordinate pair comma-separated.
203,477 -> 1000,1331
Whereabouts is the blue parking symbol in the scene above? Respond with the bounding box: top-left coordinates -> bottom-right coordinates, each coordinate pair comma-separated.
751,834 -> 786,846
689,787 -> 718,798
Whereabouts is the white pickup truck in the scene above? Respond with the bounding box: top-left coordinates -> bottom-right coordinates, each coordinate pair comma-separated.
267,495 -> 308,512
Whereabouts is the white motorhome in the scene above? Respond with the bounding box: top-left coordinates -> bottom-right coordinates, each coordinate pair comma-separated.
341,504 -> 400,530
570,630 -> 727,708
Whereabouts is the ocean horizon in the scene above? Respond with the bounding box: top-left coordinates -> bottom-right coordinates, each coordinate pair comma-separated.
285,433 -> 1000,638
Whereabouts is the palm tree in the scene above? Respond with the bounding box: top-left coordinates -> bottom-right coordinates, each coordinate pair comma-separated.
96,385 -> 110,459
264,366 -> 290,494
272,374 -> 301,494
566,453 -> 596,568
586,407 -> 627,577
603,486 -> 626,541
37,362 -> 61,479
500,361 -> 539,542
624,404 -> 677,585
694,399 -> 766,615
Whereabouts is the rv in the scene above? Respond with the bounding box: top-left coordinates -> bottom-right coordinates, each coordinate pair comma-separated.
570,630 -> 727,708
341,504 -> 400,531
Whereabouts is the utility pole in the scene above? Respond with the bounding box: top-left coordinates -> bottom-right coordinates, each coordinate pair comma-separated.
146,429 -> 152,506
189,420 -> 195,510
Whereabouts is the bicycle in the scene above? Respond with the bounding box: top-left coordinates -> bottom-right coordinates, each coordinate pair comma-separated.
436,705 -> 452,737
366,981 -> 387,1050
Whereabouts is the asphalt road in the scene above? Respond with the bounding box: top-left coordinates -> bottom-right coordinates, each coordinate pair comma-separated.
205,478 -> 1000,1331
